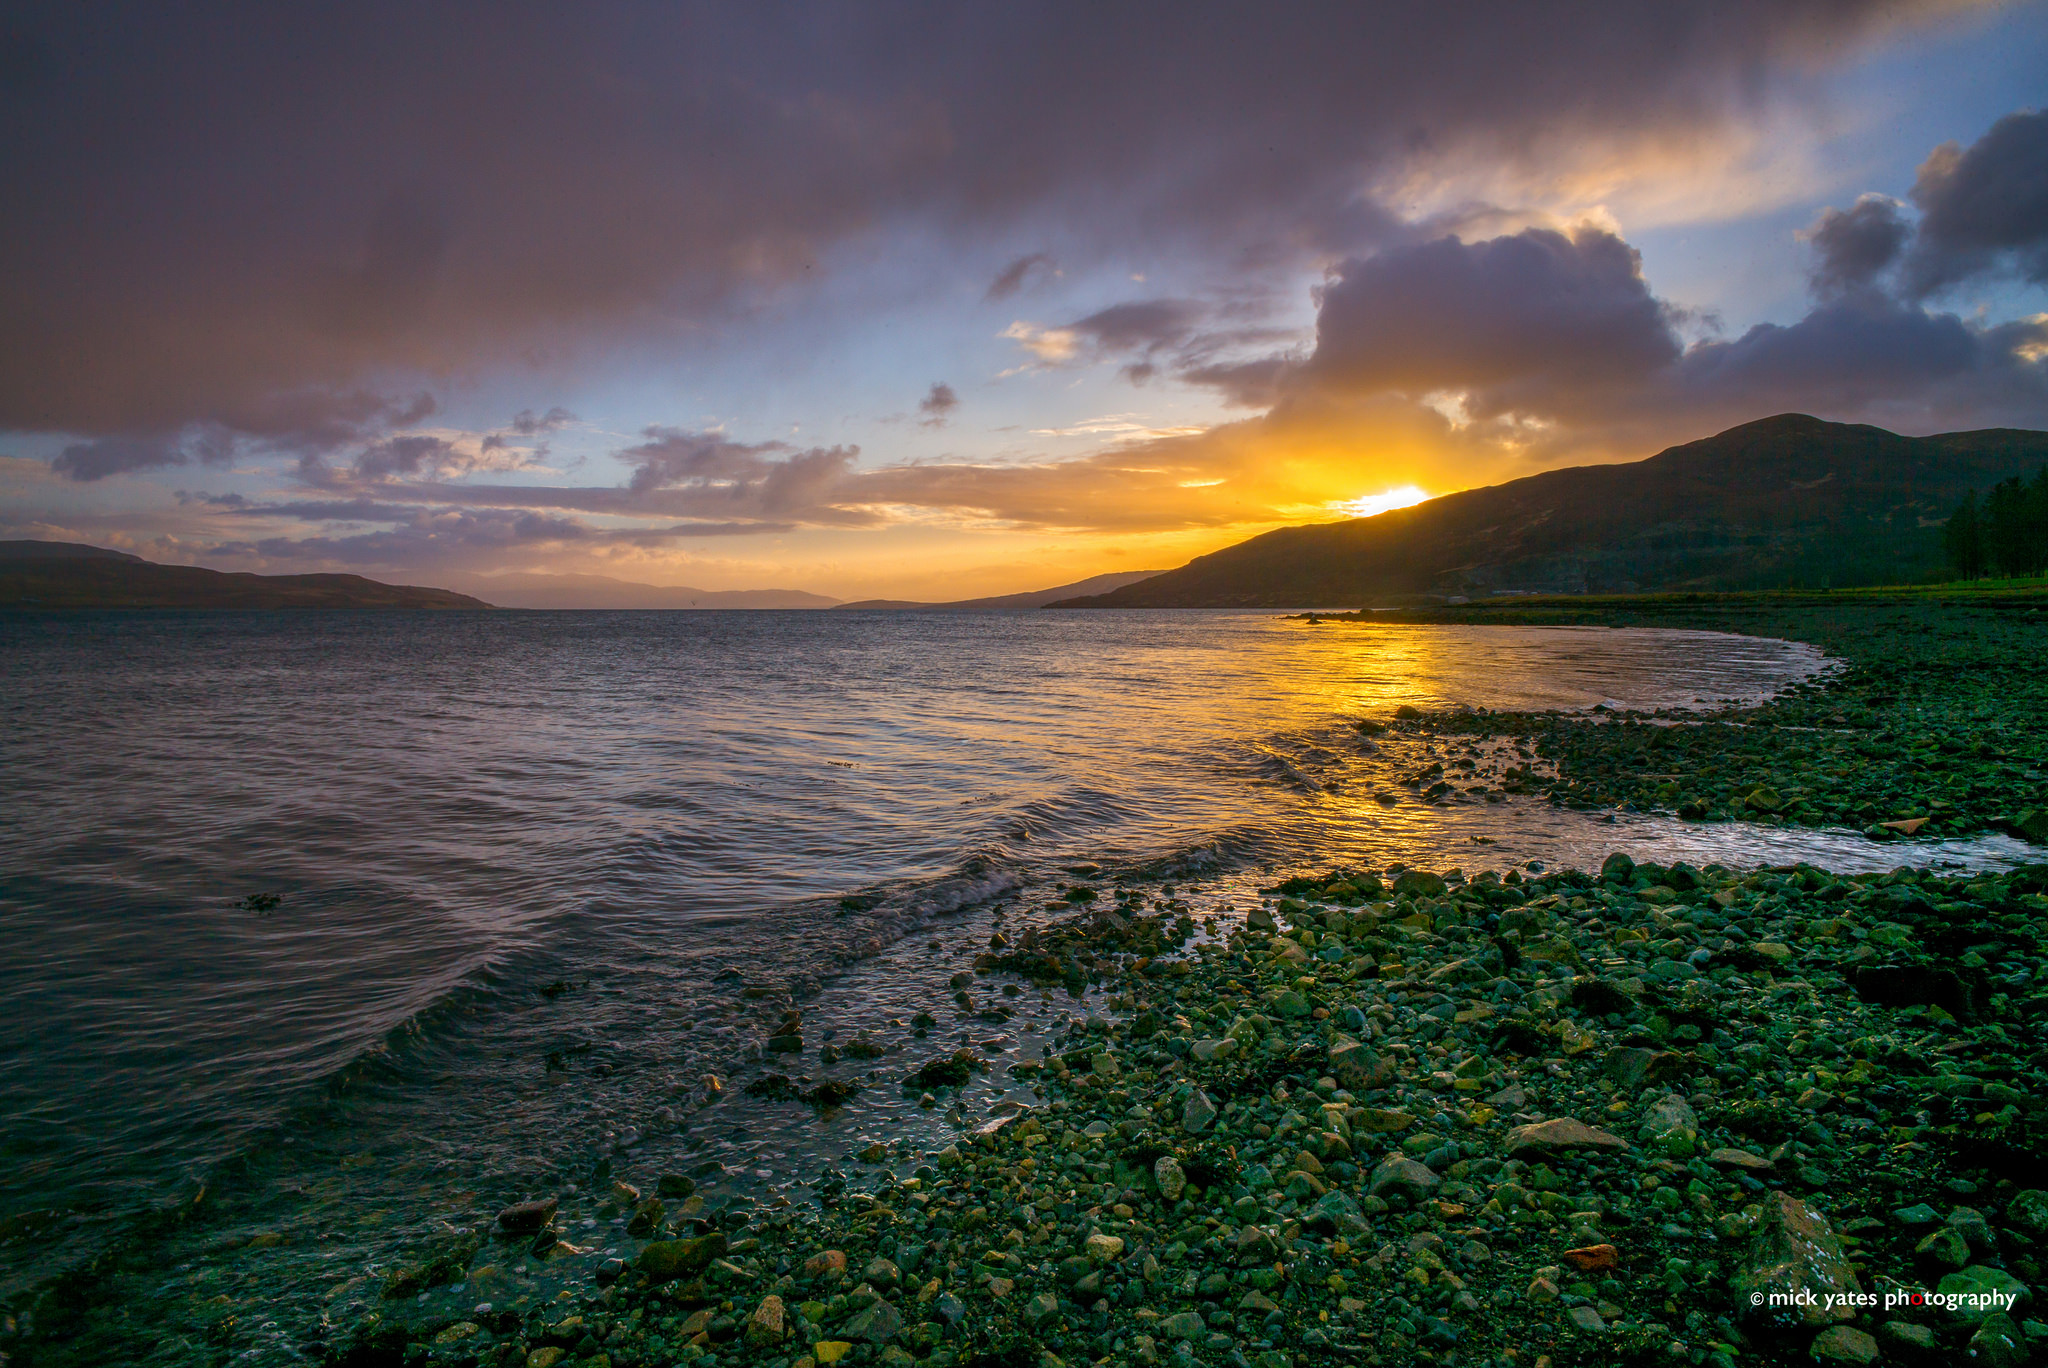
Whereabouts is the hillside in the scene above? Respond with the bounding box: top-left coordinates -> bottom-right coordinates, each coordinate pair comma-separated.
0,542 -> 489,609
835,569 -> 1167,611
442,572 -> 838,609
1053,415 -> 2048,608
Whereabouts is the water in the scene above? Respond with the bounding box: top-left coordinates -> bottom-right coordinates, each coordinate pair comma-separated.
0,608 -> 2030,1344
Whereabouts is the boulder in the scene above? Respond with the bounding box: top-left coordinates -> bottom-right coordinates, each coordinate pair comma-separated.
1733,1193 -> 1860,1331
1504,1118 -> 1628,1156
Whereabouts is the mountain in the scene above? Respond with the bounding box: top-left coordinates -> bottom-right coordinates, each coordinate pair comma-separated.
442,572 -> 839,609
835,569 -> 1169,611
0,542 -> 489,609
1053,415 -> 2048,609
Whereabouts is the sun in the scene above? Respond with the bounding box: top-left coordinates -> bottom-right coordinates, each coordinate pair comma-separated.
1326,485 -> 1433,519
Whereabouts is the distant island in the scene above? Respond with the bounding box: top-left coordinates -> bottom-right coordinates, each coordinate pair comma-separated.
0,542 -> 490,609
1053,414 -> 2048,609
438,571 -> 839,610
834,569 -> 1168,611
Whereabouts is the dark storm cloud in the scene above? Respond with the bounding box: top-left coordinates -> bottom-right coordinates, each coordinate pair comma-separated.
353,435 -> 457,482
917,382 -> 959,426
1805,195 -> 1910,298
1302,228 -> 1680,404
1906,108 -> 2048,295
0,1 -> 1972,444
510,408 -> 576,437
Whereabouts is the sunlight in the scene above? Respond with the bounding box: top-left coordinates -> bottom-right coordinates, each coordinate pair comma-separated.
1327,484 -> 1432,519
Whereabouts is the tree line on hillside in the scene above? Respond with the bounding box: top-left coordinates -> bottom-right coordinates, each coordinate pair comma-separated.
1945,467 -> 2048,579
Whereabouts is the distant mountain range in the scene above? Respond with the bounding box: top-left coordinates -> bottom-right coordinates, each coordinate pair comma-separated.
1053,415 -> 2048,609
0,541 -> 488,609
835,569 -> 1168,611
441,571 -> 839,609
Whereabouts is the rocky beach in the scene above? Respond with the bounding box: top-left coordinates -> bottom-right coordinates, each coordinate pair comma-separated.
11,595 -> 2048,1368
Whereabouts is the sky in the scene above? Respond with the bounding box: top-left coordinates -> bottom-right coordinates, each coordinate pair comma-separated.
2,1 -> 2046,601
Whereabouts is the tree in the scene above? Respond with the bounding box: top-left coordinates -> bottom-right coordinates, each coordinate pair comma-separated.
1944,490 -> 1985,579
1984,476 -> 2030,577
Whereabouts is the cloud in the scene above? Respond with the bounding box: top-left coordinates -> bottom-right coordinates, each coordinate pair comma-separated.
917,382 -> 959,426
509,407 -> 576,436
1905,107 -> 2048,296
985,253 -> 1058,301
1302,226 -> 1680,412
0,2 -> 1984,442
1804,194 -> 1910,299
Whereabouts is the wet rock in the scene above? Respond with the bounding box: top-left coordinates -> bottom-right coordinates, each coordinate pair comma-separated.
745,1294 -> 787,1347
1505,1118 -> 1628,1156
625,1196 -> 665,1237
1566,1305 -> 1606,1333
1710,1147 -> 1775,1173
803,1249 -> 848,1278
1808,1326 -> 1880,1364
1936,1266 -> 2030,1324
495,1197 -> 558,1234
1161,1311 -> 1206,1341
1153,1156 -> 1187,1201
1329,1036 -> 1391,1090
1734,1193 -> 1861,1330
1181,1089 -> 1218,1134
1302,1190 -> 1364,1234
1368,1155 -> 1440,1202
640,1232 -> 727,1283
1561,1244 -> 1618,1273
842,1298 -> 903,1344
1967,1313 -> 2028,1368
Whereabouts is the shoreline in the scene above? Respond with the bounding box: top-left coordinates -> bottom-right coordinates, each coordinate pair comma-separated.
11,598 -> 2048,1368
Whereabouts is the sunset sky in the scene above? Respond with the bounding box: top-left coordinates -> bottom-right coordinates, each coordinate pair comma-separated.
3,2 -> 2046,600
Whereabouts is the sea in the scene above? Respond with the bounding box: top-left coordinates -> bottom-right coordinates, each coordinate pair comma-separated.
0,608 -> 2032,1354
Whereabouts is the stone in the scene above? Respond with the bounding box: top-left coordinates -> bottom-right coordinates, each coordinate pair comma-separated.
1505,1118 -> 1629,1156
639,1232 -> 727,1283
1915,1225 -> 1971,1270
1154,1156 -> 1187,1201
1084,1232 -> 1124,1263
1808,1326 -> 1880,1364
1561,1244 -> 1618,1273
526,1350 -> 566,1368
1329,1037 -> 1392,1090
1393,870 -> 1447,897
1968,1313 -> 2028,1368
862,1256 -> 901,1286
1161,1311 -> 1206,1341
1937,1266 -> 2031,1324
1566,1306 -> 1607,1332
1879,1321 -> 1937,1354
2011,1189 -> 2048,1237
804,1249 -> 849,1277
1247,906 -> 1277,932
1710,1148 -> 1775,1173
1734,1193 -> 1861,1331
843,1299 -> 904,1344
1948,1206 -> 1997,1253
745,1295 -> 787,1347
1368,1155 -> 1441,1202
1302,1190 -> 1364,1234
1182,1089 -> 1219,1134
1026,1292 -> 1060,1329
657,1173 -> 696,1200
814,1344 -> 854,1365
1604,1047 -> 1657,1089
1351,1107 -> 1413,1134
495,1198 -> 558,1234
1642,1094 -> 1696,1137
1527,1277 -> 1560,1303
625,1196 -> 665,1237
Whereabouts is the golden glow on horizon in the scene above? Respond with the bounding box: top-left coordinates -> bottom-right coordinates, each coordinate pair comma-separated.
1327,485 -> 1432,519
